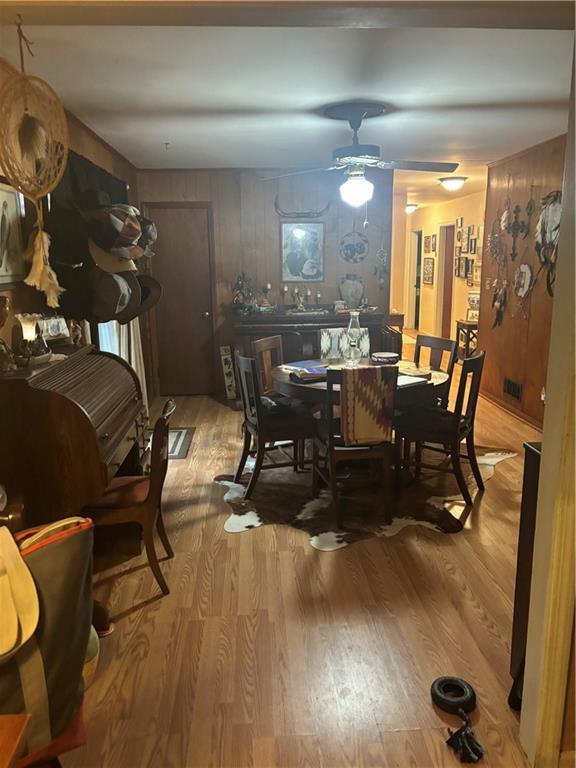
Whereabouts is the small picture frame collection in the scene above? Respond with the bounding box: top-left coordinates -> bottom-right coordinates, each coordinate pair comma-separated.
455,218 -> 482,287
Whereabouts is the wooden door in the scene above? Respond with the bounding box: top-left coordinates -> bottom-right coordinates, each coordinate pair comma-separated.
145,204 -> 214,395
441,225 -> 455,338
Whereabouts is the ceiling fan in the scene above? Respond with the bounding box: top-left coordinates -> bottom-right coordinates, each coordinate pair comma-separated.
263,100 -> 460,207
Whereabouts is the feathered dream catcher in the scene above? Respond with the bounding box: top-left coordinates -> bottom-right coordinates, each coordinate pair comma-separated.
0,18 -> 69,307
535,190 -> 562,296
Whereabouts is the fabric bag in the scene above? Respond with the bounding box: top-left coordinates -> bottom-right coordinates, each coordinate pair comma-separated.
0,517 -> 93,766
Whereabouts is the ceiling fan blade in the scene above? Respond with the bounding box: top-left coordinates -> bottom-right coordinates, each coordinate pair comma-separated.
260,167 -> 338,181
384,160 -> 460,173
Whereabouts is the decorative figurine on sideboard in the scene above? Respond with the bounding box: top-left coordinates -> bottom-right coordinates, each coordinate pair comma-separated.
232,272 -> 256,315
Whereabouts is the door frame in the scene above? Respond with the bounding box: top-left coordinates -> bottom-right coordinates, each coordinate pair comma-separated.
404,229 -> 422,330
140,201 -> 218,400
435,221 -> 456,338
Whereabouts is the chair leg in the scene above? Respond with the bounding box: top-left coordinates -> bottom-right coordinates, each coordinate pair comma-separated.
156,504 -> 174,559
244,437 -> 265,499
312,441 -> 319,497
466,429 -> 485,491
293,440 -> 299,471
403,438 -> 411,469
451,441 -> 473,506
394,435 -> 403,491
328,453 -> 343,527
414,441 -> 422,478
143,519 -> 170,595
381,445 -> 393,525
234,427 -> 252,482
299,439 -> 306,470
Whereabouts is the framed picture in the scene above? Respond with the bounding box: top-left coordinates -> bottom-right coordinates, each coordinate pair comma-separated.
281,222 -> 324,282
469,237 -> 477,255
0,181 -> 25,286
468,224 -> 475,237
473,260 -> 482,285
455,245 -> 462,257
456,229 -> 462,244
431,234 -> 437,252
458,257 -> 467,278
465,257 -> 474,277
423,235 -> 431,254
461,228 -> 469,254
456,217 -> 463,228
466,308 -> 479,322
468,291 -> 481,310
454,257 -> 460,277
422,256 -> 435,285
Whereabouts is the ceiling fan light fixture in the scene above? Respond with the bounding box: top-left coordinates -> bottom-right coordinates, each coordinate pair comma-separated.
439,176 -> 467,192
339,172 -> 374,208
405,203 -> 418,214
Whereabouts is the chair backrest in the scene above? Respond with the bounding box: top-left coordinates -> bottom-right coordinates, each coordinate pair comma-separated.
148,399 -> 176,505
382,325 -> 403,357
414,333 -> 457,374
453,351 -> 485,426
326,365 -> 398,446
252,335 -> 284,395
319,327 -> 370,360
235,352 -> 263,427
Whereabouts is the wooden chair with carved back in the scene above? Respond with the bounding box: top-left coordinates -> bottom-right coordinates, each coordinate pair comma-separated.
395,352 -> 486,506
82,399 -> 176,595
414,333 -> 458,409
252,335 -> 284,396
312,365 -> 398,528
234,353 -> 316,498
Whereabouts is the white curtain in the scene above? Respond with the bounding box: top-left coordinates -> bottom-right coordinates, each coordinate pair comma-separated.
98,320 -> 149,414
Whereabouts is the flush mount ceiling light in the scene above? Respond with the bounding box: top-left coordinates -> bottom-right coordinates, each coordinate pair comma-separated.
439,176 -> 468,192
339,170 -> 374,208
405,203 -> 418,214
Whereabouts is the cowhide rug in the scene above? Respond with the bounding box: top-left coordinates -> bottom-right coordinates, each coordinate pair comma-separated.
214,446 -> 516,551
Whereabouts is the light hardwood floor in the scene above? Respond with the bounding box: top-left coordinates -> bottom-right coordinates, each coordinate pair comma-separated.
64,370 -> 541,768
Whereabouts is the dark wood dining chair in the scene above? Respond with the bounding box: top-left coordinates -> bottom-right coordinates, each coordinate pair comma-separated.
83,399 -> 176,595
234,353 -> 317,498
414,333 -> 458,408
394,352 -> 486,506
382,325 -> 403,357
252,335 -> 284,395
312,366 -> 398,527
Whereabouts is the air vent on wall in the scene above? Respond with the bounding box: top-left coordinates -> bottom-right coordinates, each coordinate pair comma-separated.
503,378 -> 522,401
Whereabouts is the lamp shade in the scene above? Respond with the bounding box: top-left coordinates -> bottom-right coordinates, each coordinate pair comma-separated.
439,176 -> 467,192
339,175 -> 374,208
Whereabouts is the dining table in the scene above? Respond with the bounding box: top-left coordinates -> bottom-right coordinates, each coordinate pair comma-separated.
272,359 -> 449,410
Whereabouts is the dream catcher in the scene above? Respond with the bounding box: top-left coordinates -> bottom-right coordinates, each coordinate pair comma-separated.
535,190 -> 562,296
510,263 -> 535,319
0,18 -> 69,307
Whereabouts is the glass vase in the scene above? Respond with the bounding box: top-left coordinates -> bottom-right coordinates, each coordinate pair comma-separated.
346,310 -> 361,368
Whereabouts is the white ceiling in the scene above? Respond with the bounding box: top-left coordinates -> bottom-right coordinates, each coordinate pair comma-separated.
0,26 -> 572,203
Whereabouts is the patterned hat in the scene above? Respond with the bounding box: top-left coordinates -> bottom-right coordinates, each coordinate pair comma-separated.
86,204 -> 144,273
138,215 -> 157,258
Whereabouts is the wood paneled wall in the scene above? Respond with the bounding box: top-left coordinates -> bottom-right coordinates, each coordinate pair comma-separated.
136,168 -> 393,365
478,134 -> 566,426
